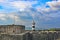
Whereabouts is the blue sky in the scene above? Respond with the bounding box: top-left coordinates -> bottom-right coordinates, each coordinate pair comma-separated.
0,0 -> 60,30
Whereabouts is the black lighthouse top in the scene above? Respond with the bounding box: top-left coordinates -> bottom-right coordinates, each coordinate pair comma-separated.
32,20 -> 35,25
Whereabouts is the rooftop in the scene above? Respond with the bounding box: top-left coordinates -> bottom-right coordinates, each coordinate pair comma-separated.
0,24 -> 25,27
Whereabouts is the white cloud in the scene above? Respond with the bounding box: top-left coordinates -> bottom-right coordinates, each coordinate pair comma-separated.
10,1 -> 37,11
0,0 -> 60,25
0,0 -> 5,2
8,13 -> 22,23
46,1 -> 60,10
0,13 -> 30,25
37,0 -> 60,12
0,13 -> 7,21
5,0 -> 59,21
0,0 -> 8,2
34,0 -> 60,21
0,13 -> 18,21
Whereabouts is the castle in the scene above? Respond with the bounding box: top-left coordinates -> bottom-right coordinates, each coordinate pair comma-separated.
0,21 -> 60,40
0,20 -> 35,34
0,24 -> 25,34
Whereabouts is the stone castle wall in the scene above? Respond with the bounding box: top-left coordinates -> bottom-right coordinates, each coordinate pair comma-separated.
0,25 -> 60,40
0,25 -> 25,34
0,31 -> 60,40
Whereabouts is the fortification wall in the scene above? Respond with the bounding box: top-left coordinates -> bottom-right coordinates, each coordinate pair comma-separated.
0,32 -> 27,40
0,31 -> 60,40
0,25 -> 25,34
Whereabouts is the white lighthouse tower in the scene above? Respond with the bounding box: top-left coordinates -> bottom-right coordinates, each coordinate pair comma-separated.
32,20 -> 35,31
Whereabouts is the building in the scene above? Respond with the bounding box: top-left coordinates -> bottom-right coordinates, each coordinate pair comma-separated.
32,20 -> 35,31
0,21 -> 60,40
0,24 -> 25,34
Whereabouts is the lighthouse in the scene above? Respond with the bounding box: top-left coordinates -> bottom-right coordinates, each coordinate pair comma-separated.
32,20 -> 35,31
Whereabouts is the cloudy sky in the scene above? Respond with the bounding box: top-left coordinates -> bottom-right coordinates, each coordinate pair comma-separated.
0,0 -> 60,30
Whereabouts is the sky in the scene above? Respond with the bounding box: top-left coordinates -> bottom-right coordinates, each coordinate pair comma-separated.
0,0 -> 60,30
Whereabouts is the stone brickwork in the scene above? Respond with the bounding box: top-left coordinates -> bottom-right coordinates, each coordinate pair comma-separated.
0,32 -> 28,40
31,31 -> 60,40
0,25 -> 25,34
0,24 -> 60,40
0,31 -> 60,40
